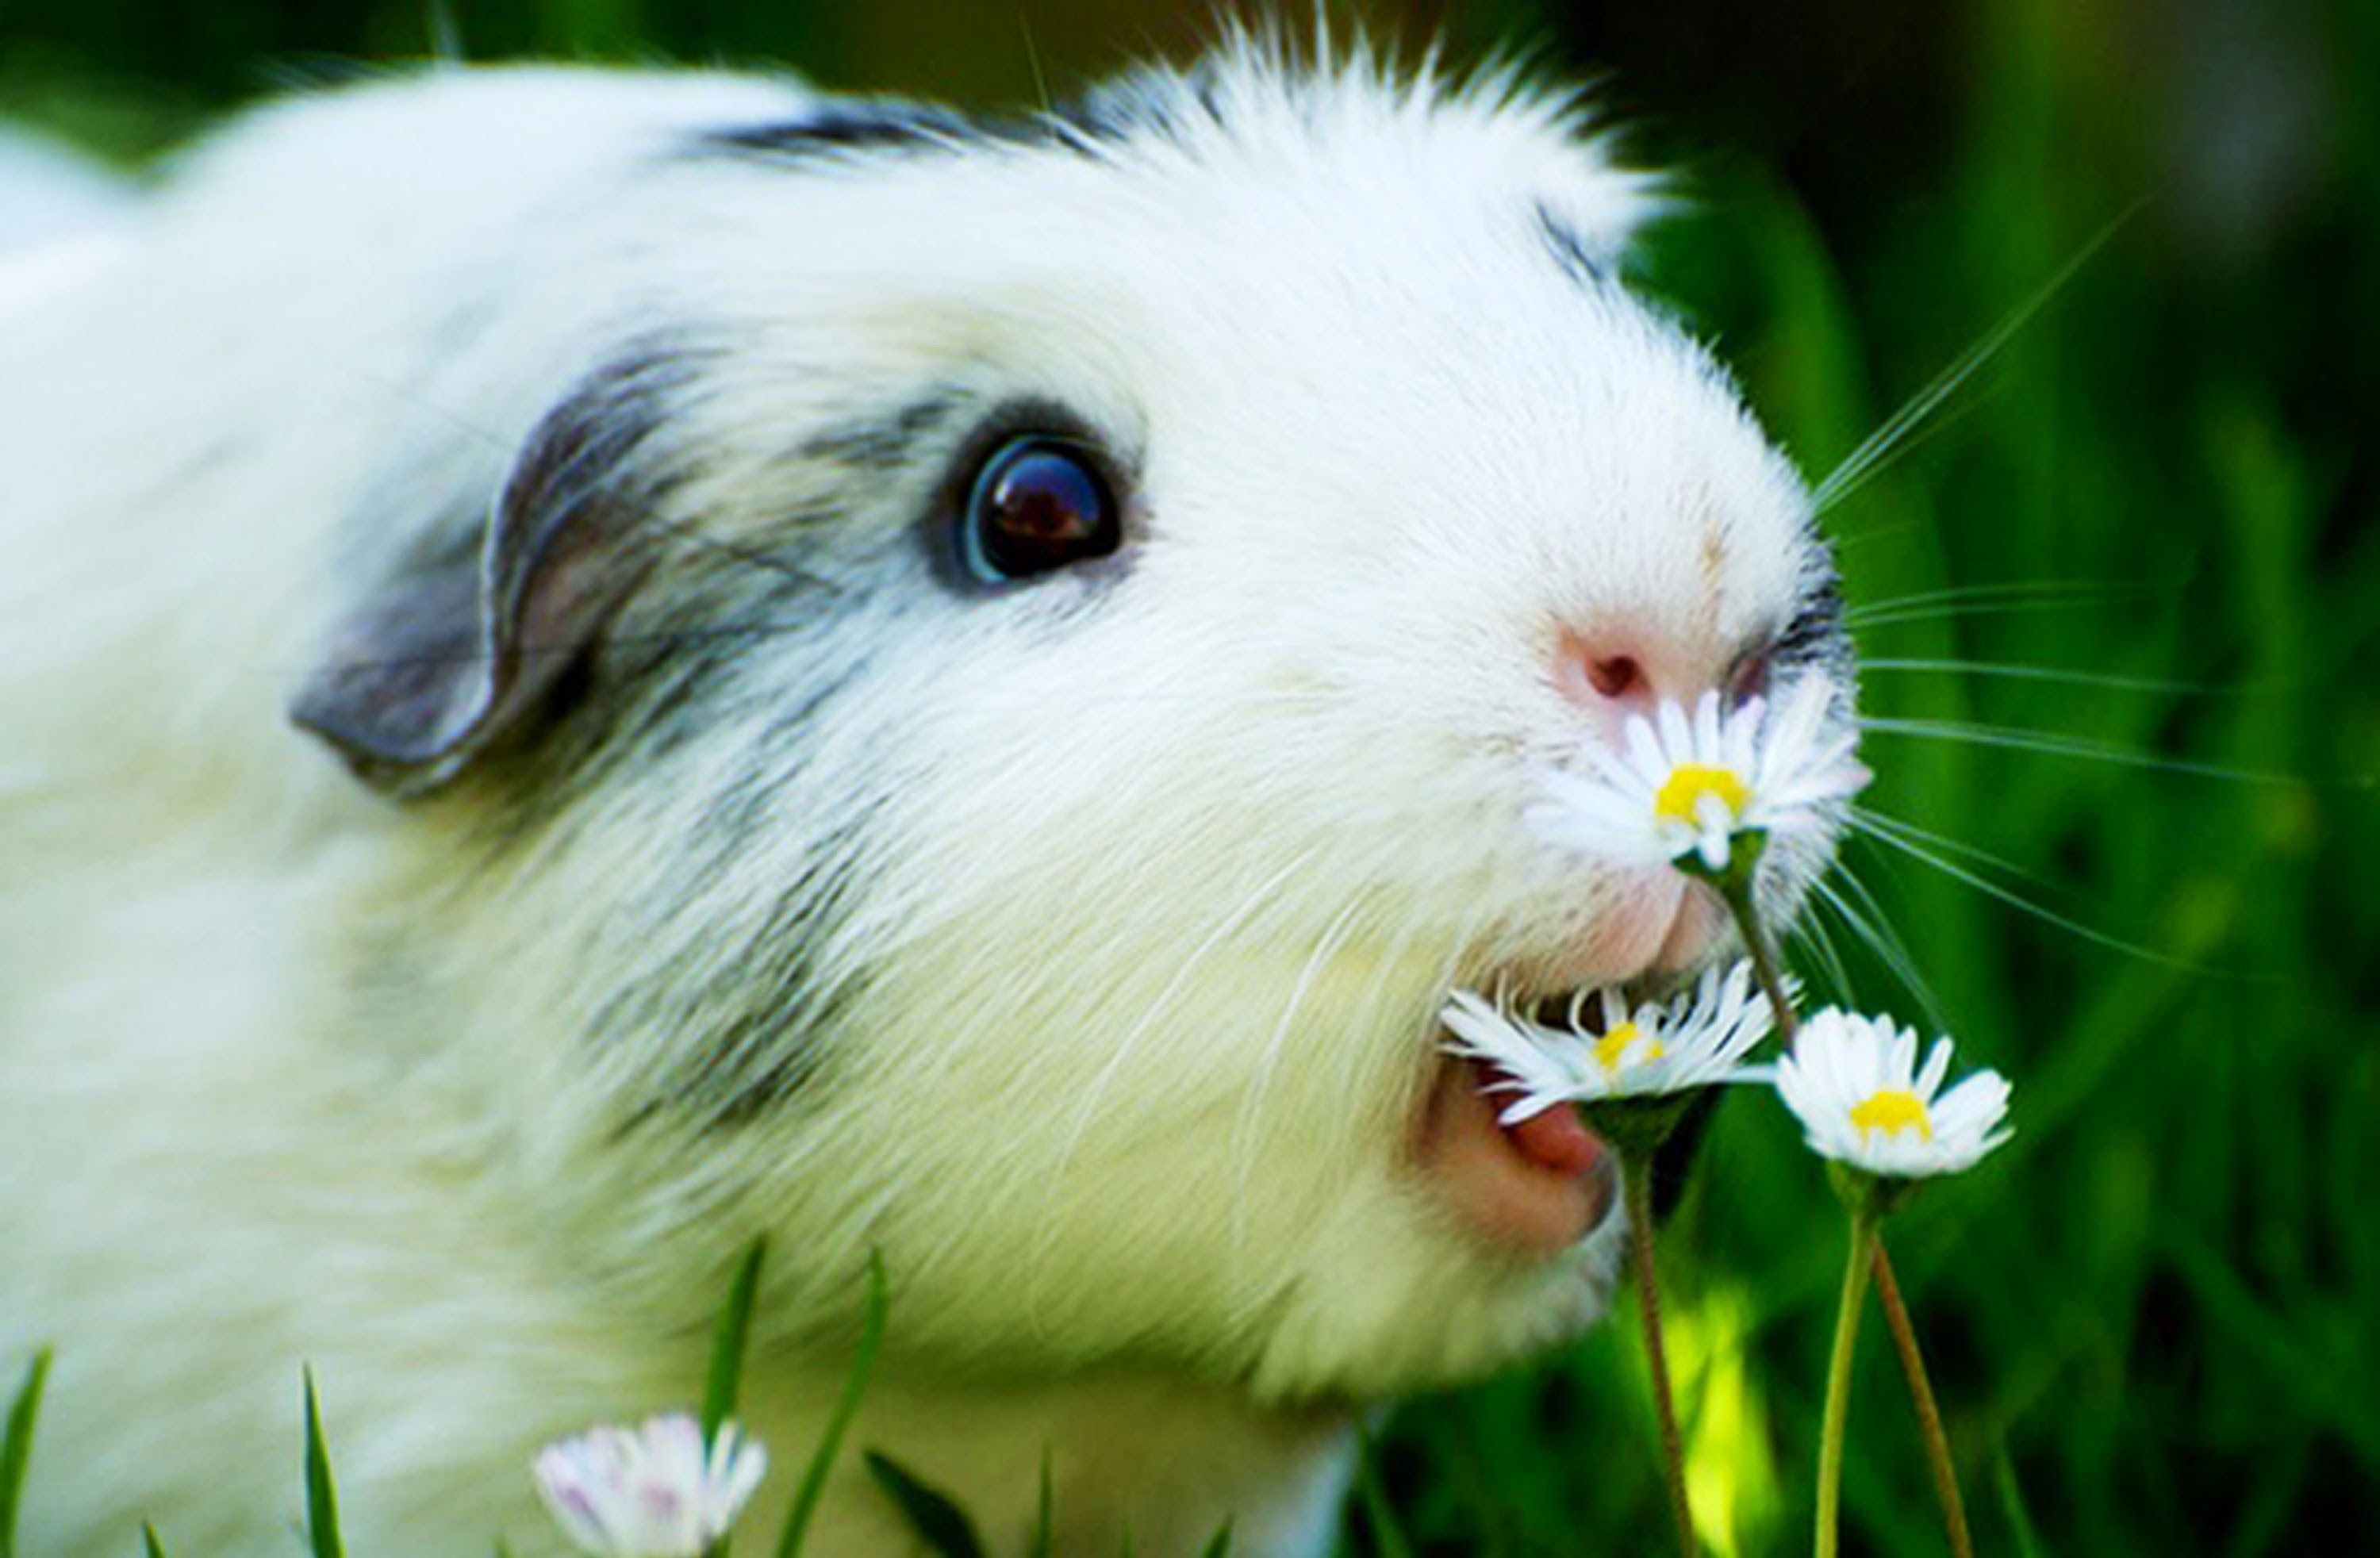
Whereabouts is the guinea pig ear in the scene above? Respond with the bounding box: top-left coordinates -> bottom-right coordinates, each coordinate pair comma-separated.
291,358 -> 676,796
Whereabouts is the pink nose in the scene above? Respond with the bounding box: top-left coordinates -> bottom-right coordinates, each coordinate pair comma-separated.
1552,626 -> 1668,743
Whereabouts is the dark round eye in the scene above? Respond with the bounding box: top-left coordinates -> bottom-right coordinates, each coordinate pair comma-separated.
958,438 -> 1120,584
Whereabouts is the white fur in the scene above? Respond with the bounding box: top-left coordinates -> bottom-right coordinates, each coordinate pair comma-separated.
0,42 -> 1839,1556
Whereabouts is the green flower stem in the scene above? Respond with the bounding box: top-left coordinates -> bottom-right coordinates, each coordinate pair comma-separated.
1871,1240 -> 1975,1558
1816,1211 -> 1876,1558
1688,836 -> 1800,1051
1712,872 -> 1799,1051
1622,1149 -> 1699,1558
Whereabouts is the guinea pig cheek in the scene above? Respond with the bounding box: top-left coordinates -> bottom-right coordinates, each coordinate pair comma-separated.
1416,1055 -> 1617,1254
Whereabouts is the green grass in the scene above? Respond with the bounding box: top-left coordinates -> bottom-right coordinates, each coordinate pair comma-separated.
5,0 -> 2372,1552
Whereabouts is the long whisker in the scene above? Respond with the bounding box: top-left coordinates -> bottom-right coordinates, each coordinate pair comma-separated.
1811,209 -> 2132,515
1808,865 -> 1949,1031
1784,885 -> 1860,1005
1229,892 -> 1371,1249
1844,812 -> 2218,972
1844,581 -> 2175,635
1859,716 -> 2296,785
1859,658 -> 2223,695
1847,804 -> 2076,900
1027,843 -> 1324,1306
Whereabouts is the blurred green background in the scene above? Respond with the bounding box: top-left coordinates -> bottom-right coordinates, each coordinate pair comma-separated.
6,0 -> 2373,1552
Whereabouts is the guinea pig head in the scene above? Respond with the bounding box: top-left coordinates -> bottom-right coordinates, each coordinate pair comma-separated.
294,52 -> 1855,1402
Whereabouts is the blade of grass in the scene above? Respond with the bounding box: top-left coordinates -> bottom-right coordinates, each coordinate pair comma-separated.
773,1250 -> 889,1558
702,1238 -> 769,1443
1027,1448 -> 1053,1558
143,1524 -> 167,1558
0,1347 -> 51,1558
1200,1519 -> 1234,1557
1352,1423 -> 1413,1558
302,1368 -> 346,1558
862,1451 -> 984,1558
1989,1449 -> 2044,1558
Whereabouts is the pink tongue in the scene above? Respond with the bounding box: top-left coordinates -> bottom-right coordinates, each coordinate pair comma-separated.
1506,1096 -> 1605,1176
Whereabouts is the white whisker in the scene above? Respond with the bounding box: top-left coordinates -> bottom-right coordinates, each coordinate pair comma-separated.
1807,867 -> 1948,1031
1813,210 -> 2129,515
1859,658 -> 2221,695
1844,811 -> 2213,971
1228,892 -> 1371,1250
1859,716 -> 2294,784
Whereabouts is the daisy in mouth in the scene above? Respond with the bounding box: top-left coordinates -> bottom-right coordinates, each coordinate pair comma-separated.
1441,960 -> 1778,1124
1532,673 -> 1870,877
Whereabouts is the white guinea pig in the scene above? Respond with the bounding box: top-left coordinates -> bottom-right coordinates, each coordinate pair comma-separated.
0,36 -> 1852,1558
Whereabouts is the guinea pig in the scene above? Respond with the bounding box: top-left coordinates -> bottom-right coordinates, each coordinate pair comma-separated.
0,35 -> 1852,1558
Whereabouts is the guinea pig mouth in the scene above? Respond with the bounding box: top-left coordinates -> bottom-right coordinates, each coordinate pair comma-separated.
1416,987 -> 1634,1256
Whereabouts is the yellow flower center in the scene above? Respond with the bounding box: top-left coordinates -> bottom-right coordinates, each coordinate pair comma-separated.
1594,1022 -> 1664,1073
1849,1089 -> 1933,1141
1653,764 -> 1752,827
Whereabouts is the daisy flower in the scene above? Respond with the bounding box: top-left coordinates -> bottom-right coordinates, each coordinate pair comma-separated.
1441,960 -> 1778,1123
1533,674 -> 1870,876
1774,1008 -> 2013,1179
535,1414 -> 768,1558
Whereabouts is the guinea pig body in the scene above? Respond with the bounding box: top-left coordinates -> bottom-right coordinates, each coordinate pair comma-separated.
0,42 -> 1850,1556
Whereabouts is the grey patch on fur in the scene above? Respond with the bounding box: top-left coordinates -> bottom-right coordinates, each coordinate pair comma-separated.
796,388 -> 966,474
598,778 -> 884,1131
1534,201 -> 1606,287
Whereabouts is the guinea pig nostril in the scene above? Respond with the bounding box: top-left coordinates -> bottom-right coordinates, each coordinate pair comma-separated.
1587,655 -> 1643,700
1727,652 -> 1774,706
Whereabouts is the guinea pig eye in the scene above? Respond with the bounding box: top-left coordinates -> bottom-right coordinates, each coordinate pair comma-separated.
958,438 -> 1120,585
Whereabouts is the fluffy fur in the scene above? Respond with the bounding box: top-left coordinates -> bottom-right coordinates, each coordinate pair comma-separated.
0,40 -> 1848,1556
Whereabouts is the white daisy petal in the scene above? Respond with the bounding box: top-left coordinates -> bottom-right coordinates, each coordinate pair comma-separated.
536,1415 -> 768,1558
1438,960 -> 1780,1115
1530,674 -> 1868,873
1772,1009 -> 2013,1180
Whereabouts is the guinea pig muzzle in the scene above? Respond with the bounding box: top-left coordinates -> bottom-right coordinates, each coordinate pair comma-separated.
1417,884 -> 1729,1254
1417,1040 -> 1618,1257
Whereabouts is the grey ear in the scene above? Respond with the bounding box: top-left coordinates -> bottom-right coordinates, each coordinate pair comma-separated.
292,357 -> 678,796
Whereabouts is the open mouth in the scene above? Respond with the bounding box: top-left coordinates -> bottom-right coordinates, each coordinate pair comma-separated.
1416,988 -> 1638,1256
1413,884 -> 1726,1254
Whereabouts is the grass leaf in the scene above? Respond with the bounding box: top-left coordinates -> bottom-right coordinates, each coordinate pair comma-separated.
1027,1447 -> 1053,1558
1200,1518 -> 1234,1558
700,1238 -> 769,1558
1352,1424 -> 1413,1558
143,1523 -> 167,1558
702,1237 -> 769,1444
1991,1448 -> 2044,1558
302,1368 -> 346,1558
0,1349 -> 52,1558
862,1450 -> 984,1558
774,1249 -> 889,1558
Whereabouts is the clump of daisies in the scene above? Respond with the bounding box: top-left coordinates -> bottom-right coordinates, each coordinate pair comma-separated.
1445,671 -> 2012,1558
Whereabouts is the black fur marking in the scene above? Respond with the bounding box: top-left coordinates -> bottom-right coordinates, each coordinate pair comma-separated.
693,74 -> 1215,171
1535,201 -> 1606,287
1774,572 -> 1847,670
697,102 -> 978,160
